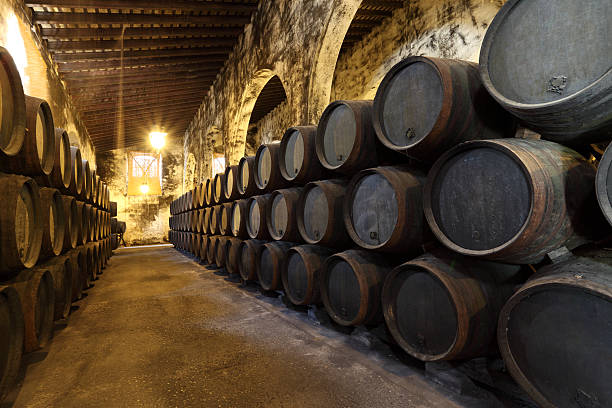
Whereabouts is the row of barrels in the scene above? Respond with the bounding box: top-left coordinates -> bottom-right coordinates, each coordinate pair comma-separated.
0,47 -> 111,210
1,239 -> 114,401
171,232 -> 612,408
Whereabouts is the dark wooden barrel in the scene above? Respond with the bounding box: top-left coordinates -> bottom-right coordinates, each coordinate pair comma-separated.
345,165 -> 429,253
237,156 -> 257,197
498,254 -> 612,408
279,126 -> 326,184
316,100 -> 379,175
85,204 -> 96,241
213,173 -> 226,204
87,242 -> 101,280
479,0 -> 611,144
2,95 -> 55,177
76,201 -> 89,245
111,234 -> 119,250
197,182 -> 206,208
197,209 -> 205,234
90,171 -> 98,205
373,57 -> 514,163
215,236 -> 230,267
254,142 -> 289,192
321,249 -> 394,326
80,159 -> 92,202
425,139 -> 606,264
202,207 -> 212,234
297,179 -> 351,248
206,235 -> 220,265
257,241 -> 295,291
67,147 -> 83,197
266,188 -> 303,242
40,128 -> 71,191
204,179 -> 213,206
224,237 -> 243,276
282,245 -> 334,306
43,256 -> 74,321
192,233 -> 201,258
382,249 -> 522,362
239,239 -> 266,282
68,248 -> 85,299
0,173 -> 43,276
224,165 -> 240,201
7,267 -> 55,352
219,202 -> 233,236
0,285 -> 24,402
39,188 -> 66,260
200,234 -> 210,261
596,142 -> 612,226
210,205 -> 222,235
60,195 -> 79,251
109,201 -> 117,217
190,210 -> 197,232
0,46 -> 26,157
230,199 -> 249,239
192,185 -> 200,210
246,194 -> 272,240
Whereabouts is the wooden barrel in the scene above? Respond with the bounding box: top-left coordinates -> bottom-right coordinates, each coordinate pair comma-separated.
0,46 -> 26,157
297,179 -> 351,248
425,139 -> 606,264
200,234 -> 210,261
213,173 -> 226,204
39,187 -> 66,260
193,233 -> 201,258
202,207 -> 212,234
190,210 -> 198,232
204,179 -> 213,206
254,142 -> 289,192
214,236 -> 230,268
111,234 -> 119,250
0,173 -> 43,276
224,165 -> 240,201
68,249 -> 84,300
321,249 -> 394,326
43,256 -> 74,321
206,235 -> 220,265
91,170 -> 98,205
197,182 -> 206,208
382,249 -> 522,362
219,203 -> 233,236
257,241 -> 295,291
224,237 -> 243,276
279,126 -> 326,184
42,128 -> 72,191
85,204 -> 96,241
0,285 -> 24,402
596,142 -> 612,226
192,185 -> 200,210
237,156 -> 257,197
8,267 -> 55,352
479,0 -> 611,144
239,239 -> 266,282
110,201 -> 117,217
76,201 -> 89,245
80,159 -> 92,201
68,147 -> 83,197
345,165 -> 429,253
3,95 -> 55,177
60,195 -> 79,251
266,187 -> 303,242
88,242 -> 101,280
246,194 -> 272,240
210,205 -> 222,235
372,57 -> 514,163
498,254 -> 612,408
282,245 -> 334,306
230,199 -> 249,238
316,100 -> 381,175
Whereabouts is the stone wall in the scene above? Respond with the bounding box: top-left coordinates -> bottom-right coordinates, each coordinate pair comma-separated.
0,0 -> 96,163
183,0 -> 505,189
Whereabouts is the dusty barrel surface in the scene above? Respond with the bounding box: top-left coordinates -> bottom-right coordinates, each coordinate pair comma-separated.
279,126 -> 326,184
321,249 -> 394,327
39,187 -> 66,260
246,194 -> 272,240
257,241 -> 295,291
282,245 -> 334,306
43,256 -> 73,321
224,165 -> 240,201
345,165 -> 429,253
373,57 -> 514,162
0,173 -> 43,276
68,147 -> 83,197
237,156 -> 257,197
0,46 -> 26,157
498,255 -> 612,408
297,179 -> 351,247
596,143 -> 612,226
230,199 -> 249,238
3,95 -> 55,177
239,239 -> 266,282
267,187 -> 303,242
382,249 -> 522,362
0,285 -> 24,402
8,268 -> 55,352
479,0 -> 612,144
254,142 -> 289,192
60,195 -> 79,252
224,237 -> 243,276
425,139 -> 605,264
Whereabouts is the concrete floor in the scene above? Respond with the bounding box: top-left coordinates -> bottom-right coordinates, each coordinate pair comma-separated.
5,246 -> 483,408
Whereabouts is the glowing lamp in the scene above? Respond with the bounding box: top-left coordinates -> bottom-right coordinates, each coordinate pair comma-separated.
140,183 -> 150,194
149,131 -> 167,150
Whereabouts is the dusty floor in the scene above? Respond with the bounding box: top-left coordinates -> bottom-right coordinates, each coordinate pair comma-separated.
5,246 -> 489,408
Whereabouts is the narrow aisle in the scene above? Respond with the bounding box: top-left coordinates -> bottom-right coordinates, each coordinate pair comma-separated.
9,247 -> 460,408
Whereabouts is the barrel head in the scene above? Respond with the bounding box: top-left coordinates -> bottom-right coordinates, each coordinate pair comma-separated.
256,146 -> 272,189
302,185 -> 328,243
238,157 -> 250,194
282,129 -> 304,180
247,200 -> 261,237
258,247 -> 274,288
321,104 -> 356,168
286,251 -> 308,304
325,258 -> 361,324
270,194 -> 288,239
231,203 -> 241,236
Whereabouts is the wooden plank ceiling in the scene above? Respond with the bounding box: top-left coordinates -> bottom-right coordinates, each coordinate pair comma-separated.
25,0 -> 260,151
342,0 -> 405,51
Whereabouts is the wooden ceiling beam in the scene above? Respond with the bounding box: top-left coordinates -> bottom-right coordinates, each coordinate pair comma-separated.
57,56 -> 225,72
26,1 -> 257,13
61,63 -> 219,79
67,73 -> 214,88
41,26 -> 243,40
54,47 -> 229,62
33,12 -> 251,25
80,96 -> 203,112
48,37 -> 236,52
82,103 -> 200,120
74,86 -> 206,104
69,79 -> 210,95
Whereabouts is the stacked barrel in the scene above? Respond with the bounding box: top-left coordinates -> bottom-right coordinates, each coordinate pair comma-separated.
170,1 -> 610,406
0,47 -> 114,402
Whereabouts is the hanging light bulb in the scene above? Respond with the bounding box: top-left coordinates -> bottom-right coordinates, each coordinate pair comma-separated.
149,131 -> 167,150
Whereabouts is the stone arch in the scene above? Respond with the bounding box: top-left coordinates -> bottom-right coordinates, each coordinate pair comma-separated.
229,69 -> 288,165
307,0 -> 362,123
